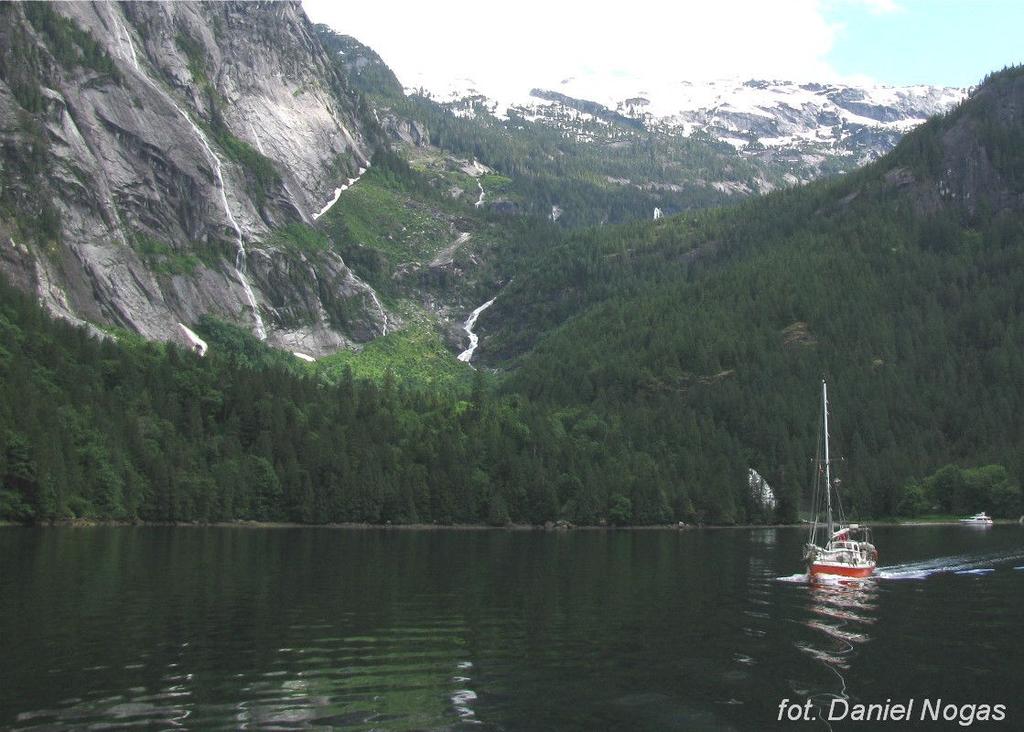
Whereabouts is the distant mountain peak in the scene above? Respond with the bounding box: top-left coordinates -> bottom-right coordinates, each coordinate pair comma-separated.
412,73 -> 966,185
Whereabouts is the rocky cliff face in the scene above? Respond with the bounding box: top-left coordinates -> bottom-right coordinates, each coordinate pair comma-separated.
878,69 -> 1024,219
0,1 -> 388,356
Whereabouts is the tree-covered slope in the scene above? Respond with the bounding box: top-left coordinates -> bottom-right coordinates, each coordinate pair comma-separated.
315,28 -> 963,230
314,27 -> 764,228
2,40 -> 1021,527
477,67 -> 1024,520
0,274 -> 656,526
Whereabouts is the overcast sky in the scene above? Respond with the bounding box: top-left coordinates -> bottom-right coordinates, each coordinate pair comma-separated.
302,0 -> 1024,94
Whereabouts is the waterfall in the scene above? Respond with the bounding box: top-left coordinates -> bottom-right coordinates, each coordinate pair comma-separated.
457,298 -> 496,363
367,288 -> 389,336
191,116 -> 267,341
114,14 -> 266,340
115,19 -> 139,71
749,469 -> 777,510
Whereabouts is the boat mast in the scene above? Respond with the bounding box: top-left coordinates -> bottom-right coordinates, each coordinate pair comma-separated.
822,380 -> 833,538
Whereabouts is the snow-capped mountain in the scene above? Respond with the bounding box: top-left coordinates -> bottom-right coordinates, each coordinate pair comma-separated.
633,79 -> 956,143
413,74 -> 967,185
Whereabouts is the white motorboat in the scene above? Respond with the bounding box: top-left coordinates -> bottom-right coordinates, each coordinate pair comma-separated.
959,512 -> 994,526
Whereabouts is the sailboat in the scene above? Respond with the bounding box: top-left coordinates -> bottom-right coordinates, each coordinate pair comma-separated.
802,381 -> 878,579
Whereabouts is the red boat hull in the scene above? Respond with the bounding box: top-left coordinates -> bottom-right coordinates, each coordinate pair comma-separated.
809,562 -> 875,578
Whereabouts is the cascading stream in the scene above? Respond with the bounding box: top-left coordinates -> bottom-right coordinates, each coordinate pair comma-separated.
367,287 -> 389,336
457,298 -> 496,363
114,16 -> 267,340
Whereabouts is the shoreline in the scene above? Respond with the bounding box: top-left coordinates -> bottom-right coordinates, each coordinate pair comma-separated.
3,518 -> 1020,530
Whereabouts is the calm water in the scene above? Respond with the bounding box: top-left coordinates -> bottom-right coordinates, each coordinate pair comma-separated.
1,526 -> 1022,730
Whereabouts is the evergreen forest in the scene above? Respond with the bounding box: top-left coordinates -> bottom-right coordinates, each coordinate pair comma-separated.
3,45 -> 1024,526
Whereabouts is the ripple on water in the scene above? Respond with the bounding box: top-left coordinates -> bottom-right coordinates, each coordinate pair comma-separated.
6,526 -> 1023,730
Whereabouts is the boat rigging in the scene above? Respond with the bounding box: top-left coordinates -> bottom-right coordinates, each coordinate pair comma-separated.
802,381 -> 878,579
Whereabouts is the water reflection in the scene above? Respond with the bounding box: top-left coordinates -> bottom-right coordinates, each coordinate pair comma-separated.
749,528 -> 778,546
797,578 -> 878,725
3,527 -> 1022,730
451,659 -> 481,724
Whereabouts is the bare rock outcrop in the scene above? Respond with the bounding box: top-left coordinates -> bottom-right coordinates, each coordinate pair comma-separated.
0,1 -> 388,357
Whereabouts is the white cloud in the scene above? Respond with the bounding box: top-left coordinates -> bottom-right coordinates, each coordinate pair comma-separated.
303,0 -> 849,99
854,0 -> 903,14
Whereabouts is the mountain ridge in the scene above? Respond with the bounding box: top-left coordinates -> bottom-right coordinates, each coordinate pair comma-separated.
0,0 -> 1021,527
422,74 -> 966,189
468,65 -> 1024,519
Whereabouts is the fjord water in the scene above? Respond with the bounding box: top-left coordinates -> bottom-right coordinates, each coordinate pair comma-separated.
1,527 -> 1021,730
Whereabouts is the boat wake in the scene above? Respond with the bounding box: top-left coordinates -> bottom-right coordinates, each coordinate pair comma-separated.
875,549 -> 1024,580
775,548 -> 1024,583
775,573 -> 810,584
774,573 -> 873,587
